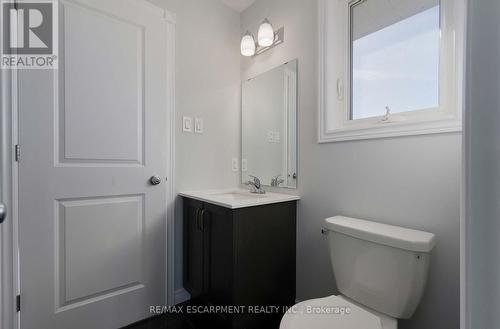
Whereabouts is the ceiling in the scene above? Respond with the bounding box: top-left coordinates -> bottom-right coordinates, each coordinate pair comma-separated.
219,0 -> 256,13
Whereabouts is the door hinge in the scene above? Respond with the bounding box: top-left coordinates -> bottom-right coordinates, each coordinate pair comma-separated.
16,294 -> 20,312
15,144 -> 20,162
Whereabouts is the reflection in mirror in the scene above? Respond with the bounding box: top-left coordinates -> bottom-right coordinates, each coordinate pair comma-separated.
350,0 -> 440,120
242,60 -> 297,189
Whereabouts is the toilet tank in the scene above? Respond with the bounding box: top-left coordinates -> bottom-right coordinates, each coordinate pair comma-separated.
325,216 -> 436,319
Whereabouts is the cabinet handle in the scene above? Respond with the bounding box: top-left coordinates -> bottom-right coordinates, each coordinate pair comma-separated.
200,209 -> 208,232
195,208 -> 201,231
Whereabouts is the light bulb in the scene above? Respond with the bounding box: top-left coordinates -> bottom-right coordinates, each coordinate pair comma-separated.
258,18 -> 274,47
240,31 -> 256,57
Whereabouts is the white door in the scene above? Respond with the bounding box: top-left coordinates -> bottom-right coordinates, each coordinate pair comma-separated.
18,1 -> 169,328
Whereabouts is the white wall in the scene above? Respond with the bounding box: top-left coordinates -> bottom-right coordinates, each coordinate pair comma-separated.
147,0 -> 242,290
465,0 -> 500,328
241,1 -> 460,329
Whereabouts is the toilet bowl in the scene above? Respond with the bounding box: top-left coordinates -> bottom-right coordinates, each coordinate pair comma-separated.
280,216 -> 435,329
280,295 -> 397,329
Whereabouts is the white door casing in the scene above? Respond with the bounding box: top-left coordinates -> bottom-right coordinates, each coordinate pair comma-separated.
1,47 -> 17,329
17,0 -> 172,328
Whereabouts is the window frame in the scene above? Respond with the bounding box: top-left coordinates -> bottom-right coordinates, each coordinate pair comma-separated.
318,0 -> 465,143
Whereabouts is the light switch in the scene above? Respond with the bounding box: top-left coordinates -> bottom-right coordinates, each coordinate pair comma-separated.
241,158 -> 248,172
183,116 -> 192,133
231,158 -> 239,172
195,118 -> 203,134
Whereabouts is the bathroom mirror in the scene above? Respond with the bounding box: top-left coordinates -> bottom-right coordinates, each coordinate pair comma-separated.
242,60 -> 298,189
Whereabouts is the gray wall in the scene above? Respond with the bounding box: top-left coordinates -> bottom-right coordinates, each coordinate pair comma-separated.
147,0 -> 242,290
465,0 -> 500,328
241,1 -> 460,329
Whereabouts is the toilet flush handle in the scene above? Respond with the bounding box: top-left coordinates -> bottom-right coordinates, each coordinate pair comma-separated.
0,203 -> 6,224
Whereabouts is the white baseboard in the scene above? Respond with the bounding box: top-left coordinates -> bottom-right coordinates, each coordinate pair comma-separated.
174,288 -> 191,305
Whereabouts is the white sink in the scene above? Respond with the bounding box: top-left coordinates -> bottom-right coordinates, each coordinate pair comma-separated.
211,191 -> 269,201
179,189 -> 300,209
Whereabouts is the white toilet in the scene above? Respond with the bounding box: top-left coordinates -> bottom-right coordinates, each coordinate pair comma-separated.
280,216 -> 436,329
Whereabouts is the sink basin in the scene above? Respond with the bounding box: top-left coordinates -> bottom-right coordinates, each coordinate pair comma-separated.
211,191 -> 269,201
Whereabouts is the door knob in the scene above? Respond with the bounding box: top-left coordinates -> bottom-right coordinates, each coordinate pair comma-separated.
150,175 -> 162,186
0,203 -> 6,224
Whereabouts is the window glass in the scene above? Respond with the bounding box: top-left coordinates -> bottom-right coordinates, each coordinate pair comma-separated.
350,1 -> 440,120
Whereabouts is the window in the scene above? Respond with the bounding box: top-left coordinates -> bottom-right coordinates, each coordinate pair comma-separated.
351,4 -> 440,120
318,0 -> 464,142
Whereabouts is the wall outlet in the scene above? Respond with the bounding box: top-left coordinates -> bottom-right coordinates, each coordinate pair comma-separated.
241,158 -> 248,172
194,118 -> 203,134
231,158 -> 239,172
183,116 -> 192,132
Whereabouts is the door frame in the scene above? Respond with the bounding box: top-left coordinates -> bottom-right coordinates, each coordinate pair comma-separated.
0,1 -> 177,327
163,3 -> 177,308
1,41 -> 20,329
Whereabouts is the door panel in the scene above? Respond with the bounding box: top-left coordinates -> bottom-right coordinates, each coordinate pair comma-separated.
18,1 -> 168,328
57,195 -> 143,305
60,1 -> 144,164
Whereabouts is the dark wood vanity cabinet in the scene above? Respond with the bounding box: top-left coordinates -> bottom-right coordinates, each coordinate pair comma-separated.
183,197 -> 297,328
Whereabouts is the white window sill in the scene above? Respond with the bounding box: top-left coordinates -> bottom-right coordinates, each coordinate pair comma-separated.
318,118 -> 462,143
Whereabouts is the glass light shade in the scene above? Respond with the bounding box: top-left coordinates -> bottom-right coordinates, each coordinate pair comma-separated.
258,18 -> 274,47
240,32 -> 256,57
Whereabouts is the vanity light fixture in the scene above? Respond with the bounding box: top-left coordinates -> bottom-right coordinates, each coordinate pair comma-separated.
258,18 -> 274,47
240,18 -> 284,57
240,31 -> 256,57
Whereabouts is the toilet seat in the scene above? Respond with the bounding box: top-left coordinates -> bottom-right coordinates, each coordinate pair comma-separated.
279,295 -> 397,329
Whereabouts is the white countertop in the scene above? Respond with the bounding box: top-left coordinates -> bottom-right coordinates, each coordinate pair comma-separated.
179,188 -> 300,209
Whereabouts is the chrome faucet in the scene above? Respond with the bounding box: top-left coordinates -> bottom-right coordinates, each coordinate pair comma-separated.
245,175 -> 266,194
271,174 -> 285,187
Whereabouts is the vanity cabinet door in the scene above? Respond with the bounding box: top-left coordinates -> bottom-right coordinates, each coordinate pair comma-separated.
183,198 -> 205,299
204,203 -> 234,306
233,201 -> 297,308
184,199 -> 234,302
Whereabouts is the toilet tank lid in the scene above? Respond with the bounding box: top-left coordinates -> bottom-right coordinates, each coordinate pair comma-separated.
325,216 -> 436,252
